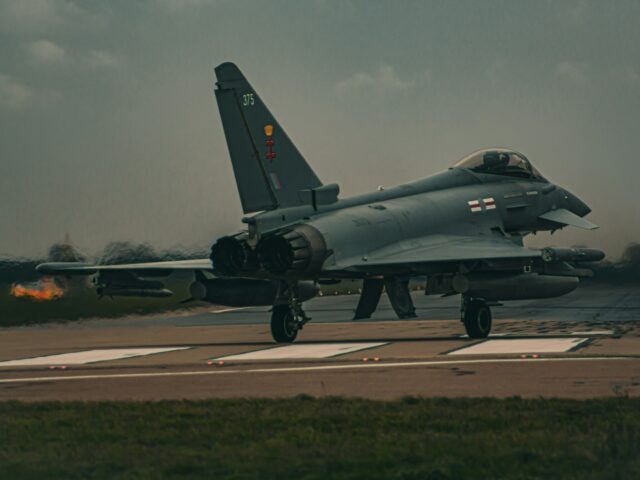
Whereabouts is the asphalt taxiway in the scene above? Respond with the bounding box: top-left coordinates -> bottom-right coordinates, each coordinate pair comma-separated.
1,284 -> 639,401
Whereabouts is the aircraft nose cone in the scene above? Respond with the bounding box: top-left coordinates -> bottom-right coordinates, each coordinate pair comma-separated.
564,190 -> 591,217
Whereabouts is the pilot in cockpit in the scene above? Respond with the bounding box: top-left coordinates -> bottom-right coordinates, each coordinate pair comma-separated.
482,151 -> 510,168
453,148 -> 546,181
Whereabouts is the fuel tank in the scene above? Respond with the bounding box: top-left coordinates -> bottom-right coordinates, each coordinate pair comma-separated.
188,278 -> 318,306
450,273 -> 579,301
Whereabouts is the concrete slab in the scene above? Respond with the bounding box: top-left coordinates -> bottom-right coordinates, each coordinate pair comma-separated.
1,285 -> 639,400
0,347 -> 190,366
216,343 -> 387,361
448,338 -> 588,355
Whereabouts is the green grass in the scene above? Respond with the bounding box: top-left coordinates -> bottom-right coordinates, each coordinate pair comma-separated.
1,397 -> 639,479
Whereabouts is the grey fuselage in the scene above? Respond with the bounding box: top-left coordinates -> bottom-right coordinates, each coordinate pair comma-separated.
245,167 -> 588,279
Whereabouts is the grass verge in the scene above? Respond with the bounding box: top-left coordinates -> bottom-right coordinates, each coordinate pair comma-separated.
1,397 -> 639,479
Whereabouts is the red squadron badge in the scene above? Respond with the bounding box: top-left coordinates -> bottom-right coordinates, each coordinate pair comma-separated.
264,124 -> 276,161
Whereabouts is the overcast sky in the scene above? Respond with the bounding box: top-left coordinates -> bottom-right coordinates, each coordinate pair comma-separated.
1,0 -> 639,259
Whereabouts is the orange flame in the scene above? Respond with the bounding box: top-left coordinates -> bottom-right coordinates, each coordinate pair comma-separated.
10,278 -> 65,301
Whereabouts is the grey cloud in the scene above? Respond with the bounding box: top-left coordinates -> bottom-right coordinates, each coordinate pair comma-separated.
556,0 -> 592,25
0,0 -> 106,34
484,59 -> 507,84
85,50 -> 120,69
157,0 -> 218,9
27,39 -> 66,64
25,40 -> 120,70
0,0 -> 64,32
554,62 -> 587,83
612,66 -> 639,85
0,73 -> 32,107
336,65 -> 418,93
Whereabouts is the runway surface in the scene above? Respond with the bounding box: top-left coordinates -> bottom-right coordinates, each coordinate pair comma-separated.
1,284 -> 639,400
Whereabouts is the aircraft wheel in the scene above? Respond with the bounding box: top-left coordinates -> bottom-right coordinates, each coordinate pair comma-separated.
270,305 -> 299,343
463,300 -> 492,339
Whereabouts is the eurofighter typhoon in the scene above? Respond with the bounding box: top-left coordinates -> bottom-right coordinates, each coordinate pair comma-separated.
38,62 -> 604,342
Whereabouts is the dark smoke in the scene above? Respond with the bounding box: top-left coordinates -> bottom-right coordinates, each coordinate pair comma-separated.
620,243 -> 640,267
1,240 -> 208,284
588,243 -> 640,284
99,241 -> 159,265
98,241 -> 208,265
48,242 -> 86,263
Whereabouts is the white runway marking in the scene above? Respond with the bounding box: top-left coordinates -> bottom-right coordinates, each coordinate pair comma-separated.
0,347 -> 190,366
571,330 -> 614,336
448,338 -> 588,355
211,307 -> 248,314
216,343 -> 386,361
0,357 -> 632,384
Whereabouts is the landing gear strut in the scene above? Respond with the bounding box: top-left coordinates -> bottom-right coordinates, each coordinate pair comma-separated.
270,283 -> 310,343
353,276 -> 417,320
461,296 -> 492,338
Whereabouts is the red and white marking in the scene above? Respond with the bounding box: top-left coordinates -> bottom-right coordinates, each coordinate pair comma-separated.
467,200 -> 482,212
483,197 -> 496,210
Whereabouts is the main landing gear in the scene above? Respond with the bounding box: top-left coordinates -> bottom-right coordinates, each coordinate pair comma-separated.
461,296 -> 492,338
353,277 -> 417,320
270,283 -> 311,343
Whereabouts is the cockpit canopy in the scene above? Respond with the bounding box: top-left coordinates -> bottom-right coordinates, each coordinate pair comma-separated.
453,148 -> 546,181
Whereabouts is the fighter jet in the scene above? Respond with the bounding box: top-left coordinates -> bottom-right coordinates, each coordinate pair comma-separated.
38,62 -> 604,342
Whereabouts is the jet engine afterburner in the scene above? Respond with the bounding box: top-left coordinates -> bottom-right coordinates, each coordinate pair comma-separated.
257,224 -> 327,276
209,234 -> 258,276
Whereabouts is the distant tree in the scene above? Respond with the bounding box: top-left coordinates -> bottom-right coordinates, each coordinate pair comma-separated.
621,243 -> 640,267
100,242 -> 159,265
47,243 -> 86,262
0,258 -> 43,283
158,246 -> 209,261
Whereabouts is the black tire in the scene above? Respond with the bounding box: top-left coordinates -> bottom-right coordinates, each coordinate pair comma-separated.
270,305 -> 299,343
463,300 -> 492,338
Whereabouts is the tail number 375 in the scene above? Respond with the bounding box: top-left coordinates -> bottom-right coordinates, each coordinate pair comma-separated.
242,93 -> 255,106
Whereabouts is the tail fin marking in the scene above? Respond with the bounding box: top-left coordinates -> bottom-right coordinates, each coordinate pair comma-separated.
214,62 -> 322,214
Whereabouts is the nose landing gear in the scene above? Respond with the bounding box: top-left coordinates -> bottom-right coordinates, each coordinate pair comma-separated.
461,296 -> 492,338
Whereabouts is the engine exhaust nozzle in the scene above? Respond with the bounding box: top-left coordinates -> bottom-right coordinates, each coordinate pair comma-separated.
257,224 -> 327,277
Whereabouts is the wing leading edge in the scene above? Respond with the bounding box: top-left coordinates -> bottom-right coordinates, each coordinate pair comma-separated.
327,234 -> 541,272
36,259 -> 213,275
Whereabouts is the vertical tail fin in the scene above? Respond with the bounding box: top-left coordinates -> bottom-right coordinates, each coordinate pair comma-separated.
214,62 -> 322,214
